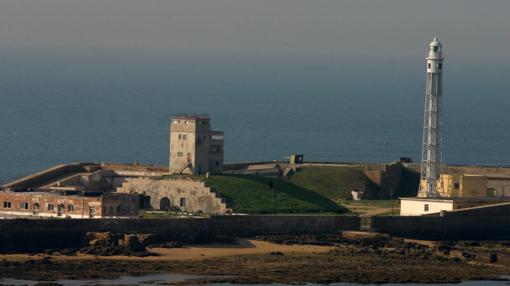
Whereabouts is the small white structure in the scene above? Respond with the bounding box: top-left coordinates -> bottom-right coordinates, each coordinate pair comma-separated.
351,190 -> 364,201
400,198 -> 453,216
400,197 -> 510,216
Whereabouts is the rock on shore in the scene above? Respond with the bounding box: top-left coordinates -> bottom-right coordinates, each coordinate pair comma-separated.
80,232 -> 155,256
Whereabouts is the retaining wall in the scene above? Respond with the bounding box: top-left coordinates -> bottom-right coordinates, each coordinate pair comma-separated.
370,213 -> 510,240
0,215 -> 360,251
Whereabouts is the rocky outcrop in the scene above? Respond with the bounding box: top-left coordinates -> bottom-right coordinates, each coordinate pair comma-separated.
80,232 -> 155,256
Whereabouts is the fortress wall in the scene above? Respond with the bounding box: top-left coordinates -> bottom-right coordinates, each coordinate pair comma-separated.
211,215 -> 360,237
2,163 -> 94,189
0,215 -> 359,252
444,202 -> 510,217
116,178 -> 227,213
370,205 -> 510,240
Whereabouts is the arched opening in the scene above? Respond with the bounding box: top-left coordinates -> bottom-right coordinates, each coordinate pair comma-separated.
160,197 -> 172,211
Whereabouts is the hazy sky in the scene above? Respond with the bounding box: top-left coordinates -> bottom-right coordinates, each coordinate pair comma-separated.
1,0 -> 509,177
0,0 -> 509,66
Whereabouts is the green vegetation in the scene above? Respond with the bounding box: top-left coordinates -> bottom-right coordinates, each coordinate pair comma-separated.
289,166 -> 366,201
205,175 -> 346,214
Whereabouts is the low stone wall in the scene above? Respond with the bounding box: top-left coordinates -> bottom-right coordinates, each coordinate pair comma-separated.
444,202 -> 510,217
370,213 -> 510,240
211,215 -> 360,237
0,215 -> 360,252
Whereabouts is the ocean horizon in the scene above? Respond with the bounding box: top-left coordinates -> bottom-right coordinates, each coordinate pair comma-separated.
1,57 -> 509,183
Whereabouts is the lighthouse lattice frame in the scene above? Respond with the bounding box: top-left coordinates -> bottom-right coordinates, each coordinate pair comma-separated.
418,37 -> 444,198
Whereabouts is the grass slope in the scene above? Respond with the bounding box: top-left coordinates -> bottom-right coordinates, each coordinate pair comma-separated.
205,175 -> 346,214
289,166 -> 366,201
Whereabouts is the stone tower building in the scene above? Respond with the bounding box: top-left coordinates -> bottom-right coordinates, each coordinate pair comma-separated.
169,115 -> 224,175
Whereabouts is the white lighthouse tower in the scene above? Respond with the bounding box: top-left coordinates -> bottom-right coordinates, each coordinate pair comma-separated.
418,37 -> 444,198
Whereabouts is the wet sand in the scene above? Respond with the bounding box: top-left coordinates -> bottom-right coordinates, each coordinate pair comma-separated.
0,239 -> 331,262
1,238 -> 509,284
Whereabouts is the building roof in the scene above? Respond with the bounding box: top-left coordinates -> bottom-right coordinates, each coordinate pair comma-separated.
0,190 -> 97,198
400,197 -> 510,203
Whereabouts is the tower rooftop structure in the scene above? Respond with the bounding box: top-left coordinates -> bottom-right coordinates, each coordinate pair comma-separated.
171,114 -> 210,120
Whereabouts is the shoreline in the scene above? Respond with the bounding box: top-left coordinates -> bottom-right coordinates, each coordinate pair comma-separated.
1,237 -> 510,285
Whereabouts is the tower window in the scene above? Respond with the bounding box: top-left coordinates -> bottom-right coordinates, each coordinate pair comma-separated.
427,63 -> 431,69
438,63 -> 442,69
433,46 -> 438,52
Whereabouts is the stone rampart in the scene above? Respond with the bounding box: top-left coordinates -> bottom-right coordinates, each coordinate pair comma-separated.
370,209 -> 510,240
211,215 -> 360,237
0,215 -> 359,251
2,163 -> 96,190
116,178 -> 227,214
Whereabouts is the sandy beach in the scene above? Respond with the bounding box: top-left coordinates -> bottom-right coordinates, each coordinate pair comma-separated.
1,236 -> 510,284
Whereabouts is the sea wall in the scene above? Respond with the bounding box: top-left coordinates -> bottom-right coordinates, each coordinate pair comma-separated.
370,207 -> 510,240
0,215 -> 360,251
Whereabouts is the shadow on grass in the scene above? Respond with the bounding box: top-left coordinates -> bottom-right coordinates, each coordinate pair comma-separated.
206,174 -> 348,214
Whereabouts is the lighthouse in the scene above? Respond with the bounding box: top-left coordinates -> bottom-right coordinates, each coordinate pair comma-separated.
418,37 -> 444,198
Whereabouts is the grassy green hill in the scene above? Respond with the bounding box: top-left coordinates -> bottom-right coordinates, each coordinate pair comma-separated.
204,175 -> 346,214
289,166 -> 366,201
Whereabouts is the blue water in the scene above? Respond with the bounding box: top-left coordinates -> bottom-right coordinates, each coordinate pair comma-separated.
1,57 -> 509,183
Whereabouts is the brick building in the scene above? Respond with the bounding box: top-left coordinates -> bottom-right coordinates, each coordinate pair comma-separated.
0,190 -> 139,219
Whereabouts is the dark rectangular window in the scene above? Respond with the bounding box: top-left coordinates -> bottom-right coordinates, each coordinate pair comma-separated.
3,201 -> 11,208
180,197 -> 186,207
454,183 -> 460,189
68,205 -> 74,212
424,204 -> 429,212
19,202 -> 29,210
47,204 -> 54,211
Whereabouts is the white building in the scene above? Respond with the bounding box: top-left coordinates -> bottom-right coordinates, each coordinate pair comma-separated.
400,197 -> 510,216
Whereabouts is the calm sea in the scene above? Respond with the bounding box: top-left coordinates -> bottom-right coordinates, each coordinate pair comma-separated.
1,58 -> 509,183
